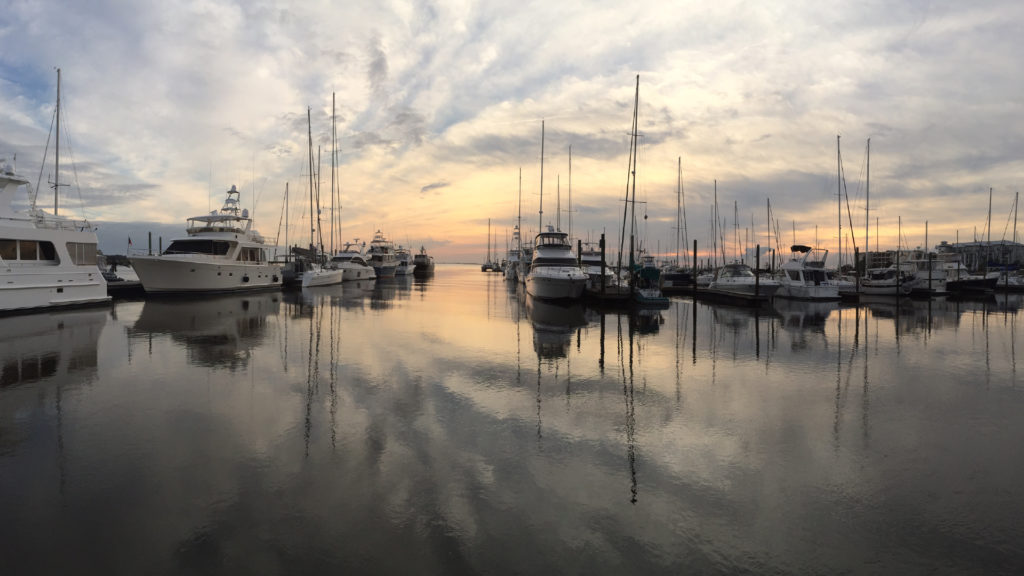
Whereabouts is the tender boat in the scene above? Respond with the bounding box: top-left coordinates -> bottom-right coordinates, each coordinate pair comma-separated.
775,245 -> 840,300
329,241 -> 376,281
366,230 -> 399,278
1,160 -> 109,313
412,245 -> 435,275
131,185 -> 284,293
524,226 -> 587,300
631,253 -> 670,308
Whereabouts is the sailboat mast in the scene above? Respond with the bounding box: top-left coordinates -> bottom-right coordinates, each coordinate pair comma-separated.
676,157 -> 681,266
539,120 -> 545,232
331,93 -> 336,255
557,175 -> 560,232
629,75 -> 640,268
837,134 -> 841,269
865,138 -> 870,272
307,108 -> 315,253
518,167 -> 522,252
987,187 -> 993,271
568,145 -> 572,239
54,68 -> 61,215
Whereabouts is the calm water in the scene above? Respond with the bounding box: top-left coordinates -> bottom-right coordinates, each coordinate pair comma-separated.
2,265 -> 1023,574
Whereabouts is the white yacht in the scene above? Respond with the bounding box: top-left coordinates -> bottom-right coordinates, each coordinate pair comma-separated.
131,185 -> 284,293
366,230 -> 398,278
860,267 -> 914,296
775,245 -> 840,300
300,260 -> 344,288
0,160 -> 109,313
395,245 -> 414,275
525,226 -> 587,300
329,241 -> 376,281
707,261 -> 781,300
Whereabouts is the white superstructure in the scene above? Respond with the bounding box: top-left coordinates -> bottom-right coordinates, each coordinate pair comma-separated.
0,161 -> 109,313
524,227 -> 587,300
131,185 -> 283,293
329,241 -> 376,281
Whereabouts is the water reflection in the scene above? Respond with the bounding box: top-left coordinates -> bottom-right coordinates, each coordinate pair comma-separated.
4,266 -> 1024,574
128,293 -> 279,370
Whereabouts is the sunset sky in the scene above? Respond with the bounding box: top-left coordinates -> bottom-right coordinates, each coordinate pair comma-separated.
2,0 -> 1022,263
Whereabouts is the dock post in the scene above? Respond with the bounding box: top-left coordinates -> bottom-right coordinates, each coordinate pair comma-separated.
755,244 -> 760,297
148,231 -> 152,256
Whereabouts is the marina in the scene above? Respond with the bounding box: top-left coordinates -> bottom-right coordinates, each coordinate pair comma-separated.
3,265 -> 1024,573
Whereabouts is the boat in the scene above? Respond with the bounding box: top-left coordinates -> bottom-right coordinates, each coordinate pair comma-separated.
942,258 -> 999,294
525,226 -> 587,300
705,261 -> 781,304
366,230 -> 399,278
0,70 -> 111,313
395,245 -> 414,275
616,75 -> 670,309
632,253 -> 671,308
296,107 -> 343,288
412,245 -> 435,275
132,185 -> 284,293
775,245 -> 840,300
481,218 -> 496,272
329,241 -> 376,281
860,266 -> 914,296
504,225 -> 523,282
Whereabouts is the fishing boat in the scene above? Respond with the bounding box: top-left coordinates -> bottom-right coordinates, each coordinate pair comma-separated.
775,245 -> 840,300
0,71 -> 110,313
329,241 -> 376,281
412,245 -> 435,275
525,226 -> 587,300
366,230 -> 399,278
132,185 -> 284,293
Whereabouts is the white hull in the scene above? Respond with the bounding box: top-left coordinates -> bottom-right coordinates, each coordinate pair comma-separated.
395,262 -> 414,275
525,269 -> 587,300
301,267 -> 344,287
339,264 -> 375,281
0,269 -> 108,312
776,283 -> 839,300
132,256 -> 283,293
708,280 -> 781,298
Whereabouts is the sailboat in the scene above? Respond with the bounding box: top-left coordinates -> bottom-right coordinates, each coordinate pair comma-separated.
618,76 -> 669,308
300,105 -> 343,288
661,156 -> 694,294
1,69 -> 109,312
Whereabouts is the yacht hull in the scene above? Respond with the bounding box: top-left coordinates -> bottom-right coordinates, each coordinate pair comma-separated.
525,270 -> 586,300
131,257 -> 283,293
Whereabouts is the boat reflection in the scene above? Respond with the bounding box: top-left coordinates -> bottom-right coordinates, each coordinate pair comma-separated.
527,297 -> 587,359
128,292 -> 279,370
1,308 -> 107,389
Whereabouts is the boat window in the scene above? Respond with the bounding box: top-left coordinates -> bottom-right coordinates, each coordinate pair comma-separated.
65,242 -> 98,265
236,247 -> 263,262
806,269 -> 827,283
0,239 -> 17,260
20,240 -> 38,260
788,270 -> 801,281
165,240 -> 231,256
533,257 -> 579,266
40,241 -> 57,261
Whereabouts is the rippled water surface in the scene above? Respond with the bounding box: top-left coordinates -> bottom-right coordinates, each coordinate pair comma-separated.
2,265 -> 1023,574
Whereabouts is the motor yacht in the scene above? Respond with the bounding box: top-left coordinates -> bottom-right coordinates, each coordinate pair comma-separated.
366,230 -> 399,278
524,226 -> 587,300
775,245 -> 840,300
131,185 -> 284,293
329,241 -> 376,281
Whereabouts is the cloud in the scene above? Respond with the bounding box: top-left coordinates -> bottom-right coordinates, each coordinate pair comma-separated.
420,181 -> 450,195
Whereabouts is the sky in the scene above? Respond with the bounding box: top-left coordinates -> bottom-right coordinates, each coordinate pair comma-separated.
1,0 -> 1022,264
